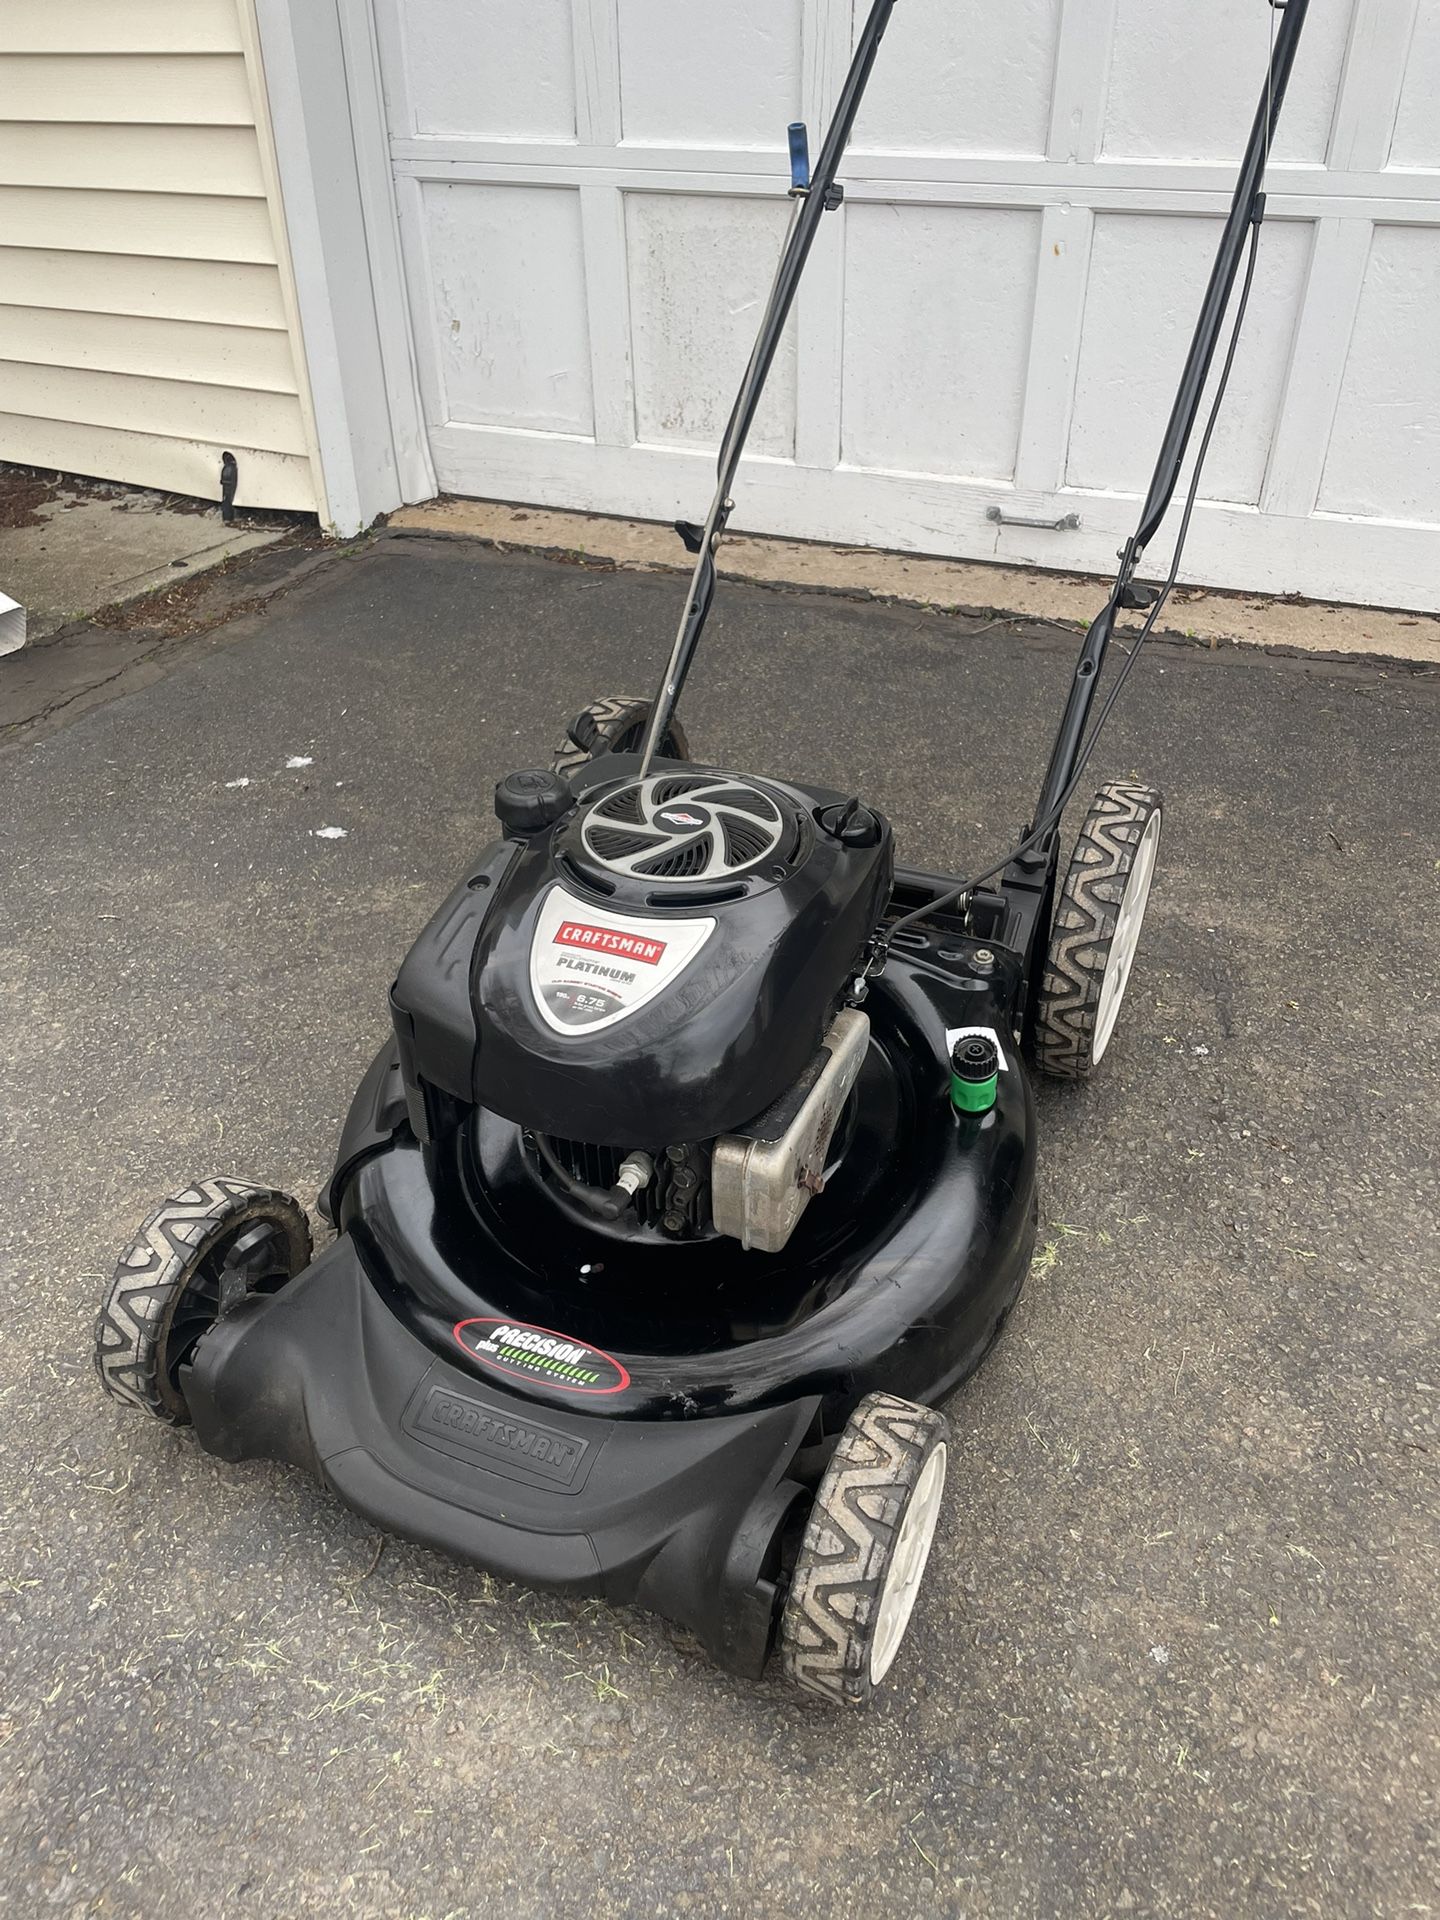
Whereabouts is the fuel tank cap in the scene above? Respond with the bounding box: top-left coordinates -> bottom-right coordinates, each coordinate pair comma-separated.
495,768 -> 571,835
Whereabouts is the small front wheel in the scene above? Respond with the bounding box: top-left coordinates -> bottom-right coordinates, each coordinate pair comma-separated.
779,1393 -> 950,1706
94,1179 -> 311,1424
1033,781 -> 1164,1078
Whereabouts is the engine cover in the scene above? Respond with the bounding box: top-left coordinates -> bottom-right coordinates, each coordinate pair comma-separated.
469,761 -> 893,1146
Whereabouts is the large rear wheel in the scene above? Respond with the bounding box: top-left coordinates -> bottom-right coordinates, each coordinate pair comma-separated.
1033,781 -> 1163,1079
551,695 -> 690,776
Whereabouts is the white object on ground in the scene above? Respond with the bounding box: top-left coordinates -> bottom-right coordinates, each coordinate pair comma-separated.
224,777 -> 251,789
310,826 -> 347,840
0,590 -> 25,656
286,755 -> 314,769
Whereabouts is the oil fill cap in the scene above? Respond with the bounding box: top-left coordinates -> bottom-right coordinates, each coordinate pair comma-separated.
818,797 -> 882,846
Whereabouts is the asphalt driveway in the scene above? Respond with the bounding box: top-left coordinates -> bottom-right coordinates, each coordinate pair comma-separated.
1,533 -> 1435,1918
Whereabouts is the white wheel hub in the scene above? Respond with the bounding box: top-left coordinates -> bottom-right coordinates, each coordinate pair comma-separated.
1092,807 -> 1162,1065
869,1441 -> 948,1684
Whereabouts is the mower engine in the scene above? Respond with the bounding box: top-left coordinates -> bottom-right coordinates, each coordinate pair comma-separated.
391,758 -> 892,1255
531,1001 -> 868,1252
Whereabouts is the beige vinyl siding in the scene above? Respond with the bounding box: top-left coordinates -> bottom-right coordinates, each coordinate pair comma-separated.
0,308 -> 299,393
0,1 -> 318,513
0,124 -> 269,198
0,188 -> 279,263
4,0 -> 248,53
0,55 -> 258,123
1,250 -> 291,330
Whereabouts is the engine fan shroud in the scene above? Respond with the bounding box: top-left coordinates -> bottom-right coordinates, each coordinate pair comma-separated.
575,773 -> 801,887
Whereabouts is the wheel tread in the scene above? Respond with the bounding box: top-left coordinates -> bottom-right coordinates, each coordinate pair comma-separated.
780,1394 -> 949,1706
94,1181 -> 310,1423
551,695 -> 691,775
1033,781 -> 1162,1080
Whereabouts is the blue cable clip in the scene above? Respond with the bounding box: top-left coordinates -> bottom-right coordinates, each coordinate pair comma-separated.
788,122 -> 811,195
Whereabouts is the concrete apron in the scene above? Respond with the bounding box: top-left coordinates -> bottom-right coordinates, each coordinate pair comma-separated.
390,498 -> 1440,670
0,481 -> 284,647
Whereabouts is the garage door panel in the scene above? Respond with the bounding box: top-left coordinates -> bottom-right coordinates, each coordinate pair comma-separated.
420,183 -> 593,435
852,0 -> 1063,159
842,204 -> 1040,480
1066,213 -> 1312,506
1390,10 -> 1440,169
1101,0 -> 1352,165
393,0 -> 576,140
375,0 -> 1440,610
617,0 -> 802,148
1318,225 -> 1440,522
627,192 -> 796,458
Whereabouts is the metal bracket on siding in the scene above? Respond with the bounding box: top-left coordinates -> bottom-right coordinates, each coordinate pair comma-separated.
986,506 -> 1081,532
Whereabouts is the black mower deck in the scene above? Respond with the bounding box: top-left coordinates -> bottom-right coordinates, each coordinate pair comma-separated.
186,936 -> 1035,1675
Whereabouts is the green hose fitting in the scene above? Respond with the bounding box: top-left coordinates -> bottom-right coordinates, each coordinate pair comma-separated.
950,1034 -> 999,1115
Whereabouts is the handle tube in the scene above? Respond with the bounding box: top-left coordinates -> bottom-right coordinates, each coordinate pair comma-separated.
1030,0 -> 1312,835
638,0 -> 900,773
1131,0 -> 1310,561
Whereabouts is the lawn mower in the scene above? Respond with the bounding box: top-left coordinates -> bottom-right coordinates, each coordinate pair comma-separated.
96,0 -> 1313,1703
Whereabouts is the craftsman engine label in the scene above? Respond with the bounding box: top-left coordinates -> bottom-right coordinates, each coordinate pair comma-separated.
529,887 -> 713,1036
554,922 -> 667,965
453,1317 -> 630,1396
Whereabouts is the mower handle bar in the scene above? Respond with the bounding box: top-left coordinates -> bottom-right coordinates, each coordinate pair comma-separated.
637,0 -> 900,774
638,0 -> 1312,839
1030,0 -> 1312,835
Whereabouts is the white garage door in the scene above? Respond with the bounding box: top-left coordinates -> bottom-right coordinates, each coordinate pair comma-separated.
373,0 -> 1440,612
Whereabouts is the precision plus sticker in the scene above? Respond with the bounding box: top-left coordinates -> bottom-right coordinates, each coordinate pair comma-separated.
529,886 -> 714,1036
453,1317 -> 631,1396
